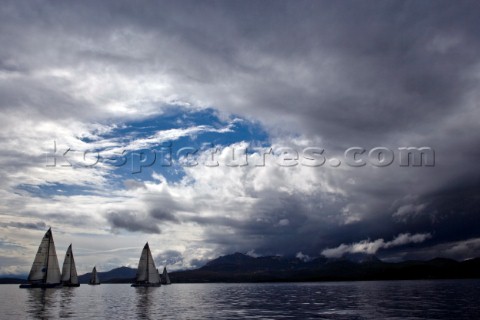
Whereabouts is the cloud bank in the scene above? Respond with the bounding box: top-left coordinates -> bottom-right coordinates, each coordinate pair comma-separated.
321,233 -> 433,258
0,0 -> 479,274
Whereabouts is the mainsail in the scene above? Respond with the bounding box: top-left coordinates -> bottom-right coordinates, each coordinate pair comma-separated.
61,244 -> 79,286
162,267 -> 171,285
89,266 -> 100,285
132,243 -> 160,286
26,228 -> 61,285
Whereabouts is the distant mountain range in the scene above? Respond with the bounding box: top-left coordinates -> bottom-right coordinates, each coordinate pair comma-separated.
169,253 -> 480,283
2,253 -> 480,284
77,266 -> 136,284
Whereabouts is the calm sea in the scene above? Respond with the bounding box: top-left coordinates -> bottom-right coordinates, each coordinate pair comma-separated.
0,280 -> 479,319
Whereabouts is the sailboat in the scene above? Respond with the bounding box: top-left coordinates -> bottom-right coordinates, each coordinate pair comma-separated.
161,266 -> 171,285
131,243 -> 161,287
61,244 -> 80,287
89,266 -> 101,285
19,228 -> 62,288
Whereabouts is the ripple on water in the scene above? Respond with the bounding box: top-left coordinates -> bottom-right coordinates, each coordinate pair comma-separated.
0,280 -> 479,319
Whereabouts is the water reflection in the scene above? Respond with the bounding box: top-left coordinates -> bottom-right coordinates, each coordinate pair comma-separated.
135,287 -> 158,319
6,281 -> 480,319
26,288 -> 57,319
59,287 -> 76,318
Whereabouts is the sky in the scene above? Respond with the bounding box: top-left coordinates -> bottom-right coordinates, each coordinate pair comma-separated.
0,0 -> 479,275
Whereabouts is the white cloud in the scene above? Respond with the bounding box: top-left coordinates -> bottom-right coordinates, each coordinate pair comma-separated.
109,122 -> 235,153
321,233 -> 432,258
246,250 -> 260,258
296,251 -> 311,262
1,1 -> 480,275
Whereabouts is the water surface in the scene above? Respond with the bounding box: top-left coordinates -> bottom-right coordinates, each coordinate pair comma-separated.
1,280 -> 479,319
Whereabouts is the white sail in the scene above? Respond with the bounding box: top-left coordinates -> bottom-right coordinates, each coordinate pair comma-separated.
27,230 -> 50,281
90,266 -> 100,284
162,267 -> 171,284
135,243 -> 160,284
94,267 -> 99,284
135,245 -> 148,282
147,246 -> 160,284
61,245 -> 72,281
45,230 -> 61,284
70,250 -> 78,284
27,229 -> 61,284
61,244 -> 79,285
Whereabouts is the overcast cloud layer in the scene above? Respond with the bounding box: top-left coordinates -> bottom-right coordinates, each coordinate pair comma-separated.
0,0 -> 479,274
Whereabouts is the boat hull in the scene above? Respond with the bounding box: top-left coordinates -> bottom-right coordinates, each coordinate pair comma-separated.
62,283 -> 80,287
131,283 -> 161,287
19,283 -> 63,289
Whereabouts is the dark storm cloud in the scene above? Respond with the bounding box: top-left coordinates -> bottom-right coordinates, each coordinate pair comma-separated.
2,221 -> 47,230
189,258 -> 209,269
1,0 -> 479,261
2,0 -> 479,146
107,211 -> 160,234
149,209 -> 179,223
2,0 -> 479,135
193,192 -> 345,256
22,211 -> 95,228
403,182 -> 480,245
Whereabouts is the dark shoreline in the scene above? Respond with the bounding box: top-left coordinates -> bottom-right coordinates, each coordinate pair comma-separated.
3,253 -> 480,285
2,277 -> 480,285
